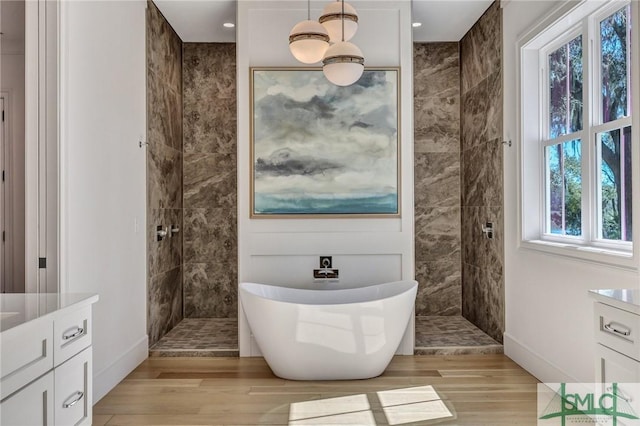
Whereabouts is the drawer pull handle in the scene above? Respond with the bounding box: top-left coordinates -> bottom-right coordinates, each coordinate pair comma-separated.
63,391 -> 84,408
63,327 -> 85,340
604,323 -> 631,337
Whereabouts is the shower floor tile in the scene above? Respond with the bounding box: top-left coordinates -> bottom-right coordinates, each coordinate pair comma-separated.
149,318 -> 238,357
414,316 -> 503,355
150,316 -> 500,357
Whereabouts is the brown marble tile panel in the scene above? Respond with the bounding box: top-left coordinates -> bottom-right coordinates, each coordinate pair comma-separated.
414,43 -> 459,99
460,1 -> 501,94
461,261 -> 480,321
183,208 -> 237,265
183,152 -> 237,210
486,70 -> 504,143
184,262 -> 238,318
461,206 -> 504,270
415,152 -> 460,207
148,142 -> 182,210
415,232 -> 460,273
462,261 -> 504,343
148,266 -> 183,346
147,70 -> 182,151
183,43 -> 237,155
461,77 -> 489,152
183,44 -> 236,99
415,257 -> 461,316
461,138 -> 504,208
184,99 -> 237,155
147,1 -> 182,93
148,208 -> 182,276
414,96 -> 460,153
479,265 -> 504,343
415,206 -> 461,236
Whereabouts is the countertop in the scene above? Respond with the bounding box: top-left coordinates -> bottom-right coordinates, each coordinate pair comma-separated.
0,293 -> 99,333
589,288 -> 640,315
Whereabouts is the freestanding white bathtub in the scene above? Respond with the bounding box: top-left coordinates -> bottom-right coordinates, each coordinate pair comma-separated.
239,280 -> 418,380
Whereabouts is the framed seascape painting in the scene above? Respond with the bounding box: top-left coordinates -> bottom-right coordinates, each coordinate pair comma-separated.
250,67 -> 400,218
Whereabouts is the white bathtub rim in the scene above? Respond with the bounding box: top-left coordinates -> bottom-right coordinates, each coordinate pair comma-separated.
239,280 -> 418,307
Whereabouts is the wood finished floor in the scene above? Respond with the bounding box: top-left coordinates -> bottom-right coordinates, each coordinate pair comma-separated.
93,355 -> 539,425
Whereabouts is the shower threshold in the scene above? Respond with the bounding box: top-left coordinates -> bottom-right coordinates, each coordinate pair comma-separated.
414,316 -> 503,355
149,318 -> 239,357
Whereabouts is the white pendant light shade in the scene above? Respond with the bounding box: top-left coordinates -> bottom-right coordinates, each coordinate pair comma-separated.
322,41 -> 364,86
319,1 -> 358,43
289,20 -> 330,64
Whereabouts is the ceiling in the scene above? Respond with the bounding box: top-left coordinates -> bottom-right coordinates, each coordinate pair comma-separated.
154,0 -> 493,43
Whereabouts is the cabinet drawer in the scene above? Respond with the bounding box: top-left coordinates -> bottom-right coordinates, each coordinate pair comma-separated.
0,315 -> 53,400
0,370 -> 54,425
595,344 -> 640,426
55,347 -> 92,426
54,305 -> 91,366
595,302 -> 640,362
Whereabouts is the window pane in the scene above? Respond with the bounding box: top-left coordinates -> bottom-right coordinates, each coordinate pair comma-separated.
601,6 -> 630,122
549,36 -> 583,139
547,140 -> 582,236
599,126 -> 632,241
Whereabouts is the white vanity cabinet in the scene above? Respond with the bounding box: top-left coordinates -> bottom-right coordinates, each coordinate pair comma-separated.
0,293 -> 98,426
590,289 -> 640,424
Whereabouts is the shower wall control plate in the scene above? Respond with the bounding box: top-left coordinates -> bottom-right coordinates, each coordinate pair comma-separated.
319,256 -> 332,269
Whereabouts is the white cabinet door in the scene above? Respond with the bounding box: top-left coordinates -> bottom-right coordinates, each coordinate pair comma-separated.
0,316 -> 53,400
595,344 -> 640,425
55,347 -> 92,426
0,371 -> 54,426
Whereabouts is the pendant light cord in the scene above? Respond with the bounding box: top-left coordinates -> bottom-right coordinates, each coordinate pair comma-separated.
307,0 -> 310,21
341,0 -> 345,42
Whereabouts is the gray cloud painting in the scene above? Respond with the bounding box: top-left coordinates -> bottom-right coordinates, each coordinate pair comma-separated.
251,69 -> 399,216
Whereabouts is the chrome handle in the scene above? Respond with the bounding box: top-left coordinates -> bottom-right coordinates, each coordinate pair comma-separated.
62,391 -> 84,408
63,326 -> 84,341
157,229 -> 168,238
481,222 -> 494,239
604,323 -> 631,337
170,226 -> 180,234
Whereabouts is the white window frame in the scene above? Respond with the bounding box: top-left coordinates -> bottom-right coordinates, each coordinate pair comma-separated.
517,0 -> 640,269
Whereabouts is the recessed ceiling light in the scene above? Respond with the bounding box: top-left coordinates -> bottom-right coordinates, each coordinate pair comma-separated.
223,22 -> 235,28
412,22 -> 422,28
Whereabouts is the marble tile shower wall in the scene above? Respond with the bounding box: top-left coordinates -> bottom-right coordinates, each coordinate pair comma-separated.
183,43 -> 237,318
460,1 -> 505,342
147,1 -> 183,347
413,43 -> 462,316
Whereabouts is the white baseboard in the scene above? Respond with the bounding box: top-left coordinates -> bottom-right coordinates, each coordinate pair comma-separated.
504,332 -> 579,383
93,335 -> 148,403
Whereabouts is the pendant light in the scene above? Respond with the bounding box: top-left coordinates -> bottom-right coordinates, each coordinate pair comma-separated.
322,0 -> 364,86
289,0 -> 330,64
319,0 -> 358,43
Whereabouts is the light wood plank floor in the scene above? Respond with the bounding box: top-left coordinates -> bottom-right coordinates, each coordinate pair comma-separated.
94,355 -> 539,425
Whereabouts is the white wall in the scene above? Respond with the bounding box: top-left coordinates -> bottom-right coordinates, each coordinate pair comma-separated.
237,0 -> 415,356
59,0 -> 147,402
503,0 -> 640,383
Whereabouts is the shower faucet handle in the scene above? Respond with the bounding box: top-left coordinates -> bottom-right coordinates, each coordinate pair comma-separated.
481,222 -> 494,239
156,226 -> 168,241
